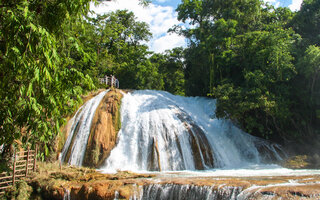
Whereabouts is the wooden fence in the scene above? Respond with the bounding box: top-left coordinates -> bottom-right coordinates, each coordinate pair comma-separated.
0,146 -> 37,195
99,75 -> 119,88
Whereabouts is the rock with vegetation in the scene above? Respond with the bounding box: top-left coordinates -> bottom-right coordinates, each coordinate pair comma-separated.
82,89 -> 123,168
2,181 -> 33,200
55,90 -> 106,160
28,162 -> 153,200
57,89 -> 123,168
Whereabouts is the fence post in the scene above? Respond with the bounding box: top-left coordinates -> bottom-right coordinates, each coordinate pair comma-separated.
12,149 -> 16,186
33,144 -> 37,172
25,146 -> 29,176
111,75 -> 114,87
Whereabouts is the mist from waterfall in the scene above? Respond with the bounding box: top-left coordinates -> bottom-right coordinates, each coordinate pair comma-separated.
100,90 -> 282,172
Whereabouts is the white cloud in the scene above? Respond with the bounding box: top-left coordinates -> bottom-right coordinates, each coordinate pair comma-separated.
150,33 -> 186,53
263,0 -> 280,8
289,0 -> 303,11
91,0 -> 186,53
264,0 -> 277,3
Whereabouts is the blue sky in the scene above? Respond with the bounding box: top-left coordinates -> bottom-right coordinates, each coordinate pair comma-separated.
154,0 -> 293,9
92,0 -> 303,53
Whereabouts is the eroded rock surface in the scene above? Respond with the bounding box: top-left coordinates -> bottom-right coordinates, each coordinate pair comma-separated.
31,162 -> 320,200
83,89 -> 123,168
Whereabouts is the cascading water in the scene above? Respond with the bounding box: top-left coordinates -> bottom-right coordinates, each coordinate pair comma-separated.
61,90 -> 108,166
101,90 -> 283,172
139,184 -> 242,200
63,189 -> 70,200
56,89 -> 320,200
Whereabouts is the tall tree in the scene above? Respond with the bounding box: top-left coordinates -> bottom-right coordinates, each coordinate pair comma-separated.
150,48 -> 185,95
291,0 -> 320,46
0,0 -> 95,165
86,10 -> 157,89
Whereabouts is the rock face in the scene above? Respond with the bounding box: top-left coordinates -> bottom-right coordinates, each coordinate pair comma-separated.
176,111 -> 215,170
82,89 -> 123,168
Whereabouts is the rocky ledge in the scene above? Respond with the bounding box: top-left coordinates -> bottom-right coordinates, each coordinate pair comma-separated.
27,162 -> 320,200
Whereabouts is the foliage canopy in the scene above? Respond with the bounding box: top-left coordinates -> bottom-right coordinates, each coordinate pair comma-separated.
175,0 -> 319,141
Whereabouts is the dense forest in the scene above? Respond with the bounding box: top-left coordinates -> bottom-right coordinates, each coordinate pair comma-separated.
0,0 -> 319,168
174,0 -> 320,142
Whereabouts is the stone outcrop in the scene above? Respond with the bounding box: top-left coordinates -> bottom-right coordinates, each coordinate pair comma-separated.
176,110 -> 215,169
82,89 -> 123,168
29,162 -> 153,200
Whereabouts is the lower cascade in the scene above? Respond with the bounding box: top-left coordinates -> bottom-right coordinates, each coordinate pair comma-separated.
138,184 -> 241,200
62,89 -> 283,171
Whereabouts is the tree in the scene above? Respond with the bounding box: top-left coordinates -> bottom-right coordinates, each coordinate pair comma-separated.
174,0 -> 319,141
150,48 -> 185,96
0,0 -> 95,167
86,10 -> 156,89
291,0 -> 320,46
290,45 -> 320,136
213,29 -> 297,139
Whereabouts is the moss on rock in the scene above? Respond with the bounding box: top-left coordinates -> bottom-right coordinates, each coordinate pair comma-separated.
83,89 -> 123,168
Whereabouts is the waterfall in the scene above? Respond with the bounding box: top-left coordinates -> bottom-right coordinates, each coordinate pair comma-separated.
61,90 -> 108,166
138,184 -> 242,200
101,90 -> 283,172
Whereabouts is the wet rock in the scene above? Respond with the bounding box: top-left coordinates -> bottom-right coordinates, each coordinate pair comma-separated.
148,137 -> 161,171
83,89 -> 123,168
176,110 -> 215,169
254,139 -> 286,163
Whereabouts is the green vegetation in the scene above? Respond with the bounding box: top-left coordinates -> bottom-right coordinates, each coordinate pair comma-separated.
1,0 -> 319,171
0,0 -> 95,170
2,180 -> 33,200
173,0 -> 319,142
74,10 -> 185,93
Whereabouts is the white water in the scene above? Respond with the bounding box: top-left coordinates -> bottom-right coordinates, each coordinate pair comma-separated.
137,178 -> 320,200
140,184 -> 242,200
61,90 -> 108,166
153,167 -> 320,177
63,188 -> 70,200
100,90 -> 283,173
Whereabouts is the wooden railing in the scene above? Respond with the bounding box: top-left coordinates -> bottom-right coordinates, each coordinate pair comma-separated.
0,146 -> 37,195
99,75 -> 119,88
